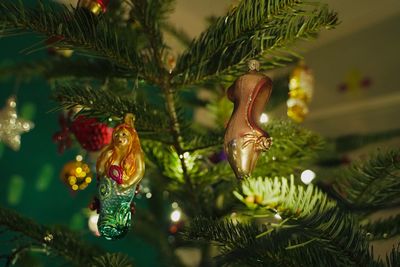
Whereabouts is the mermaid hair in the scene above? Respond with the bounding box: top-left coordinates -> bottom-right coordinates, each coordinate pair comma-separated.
96,114 -> 140,178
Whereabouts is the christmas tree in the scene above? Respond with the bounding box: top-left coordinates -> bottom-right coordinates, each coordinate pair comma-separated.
0,0 -> 399,266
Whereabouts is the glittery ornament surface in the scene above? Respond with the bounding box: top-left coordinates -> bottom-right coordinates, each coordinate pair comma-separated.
96,114 -> 145,240
287,62 -> 314,123
71,115 -> 113,152
0,97 -> 34,151
97,177 -> 135,240
60,159 -> 92,191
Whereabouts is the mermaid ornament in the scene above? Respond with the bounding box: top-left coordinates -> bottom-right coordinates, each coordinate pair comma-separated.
224,60 -> 273,179
96,113 -> 145,240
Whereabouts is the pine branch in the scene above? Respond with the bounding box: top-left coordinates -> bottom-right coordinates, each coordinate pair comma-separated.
186,215 -> 371,266
235,176 -> 374,266
127,0 -> 202,215
362,214 -> 400,241
254,120 -> 325,177
386,245 -> 400,267
0,58 -> 131,82
0,242 -> 49,267
173,0 -> 338,86
316,129 -> 400,169
180,119 -> 323,166
132,177 -> 187,267
166,120 -> 324,199
52,84 -> 171,138
143,140 -> 184,183
0,0 -> 145,77
127,0 -> 174,80
333,149 -> 400,210
185,176 -> 375,266
0,205 -> 102,267
181,129 -> 223,152
92,253 -> 134,267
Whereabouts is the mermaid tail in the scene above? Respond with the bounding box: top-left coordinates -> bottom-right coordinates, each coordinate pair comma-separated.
97,177 -> 136,240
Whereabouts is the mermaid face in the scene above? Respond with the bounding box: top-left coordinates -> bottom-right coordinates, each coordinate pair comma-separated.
113,128 -> 131,148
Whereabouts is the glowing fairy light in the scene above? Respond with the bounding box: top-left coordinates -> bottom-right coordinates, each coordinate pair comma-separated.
274,213 -> 282,220
179,152 -> 190,160
170,210 -> 181,222
301,170 -> 316,184
259,113 -> 269,124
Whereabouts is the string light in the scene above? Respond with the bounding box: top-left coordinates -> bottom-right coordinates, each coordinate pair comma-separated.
301,170 -> 316,184
179,152 -> 190,159
274,213 -> 282,220
171,202 -> 179,209
145,192 -> 152,199
259,113 -> 269,123
75,155 -> 83,162
170,210 -> 181,222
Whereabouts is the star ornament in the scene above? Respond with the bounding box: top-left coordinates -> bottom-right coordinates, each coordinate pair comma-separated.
0,97 -> 34,151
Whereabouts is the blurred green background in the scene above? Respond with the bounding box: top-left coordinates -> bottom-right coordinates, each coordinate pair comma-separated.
0,27 -> 159,267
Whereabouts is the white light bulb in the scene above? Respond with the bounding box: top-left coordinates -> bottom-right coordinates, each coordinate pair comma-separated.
274,213 -> 282,220
88,213 -> 100,236
170,210 -> 181,222
259,113 -> 269,124
301,170 -> 316,184
146,192 -> 152,199
171,202 -> 179,209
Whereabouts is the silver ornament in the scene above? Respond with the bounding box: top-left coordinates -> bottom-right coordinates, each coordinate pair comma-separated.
0,96 -> 34,151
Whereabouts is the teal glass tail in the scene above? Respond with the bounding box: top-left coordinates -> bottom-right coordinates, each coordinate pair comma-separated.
97,177 -> 135,240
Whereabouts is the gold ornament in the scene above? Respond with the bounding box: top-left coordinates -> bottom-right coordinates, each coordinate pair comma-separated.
287,61 -> 314,123
43,233 -> 54,243
224,60 -> 273,179
0,96 -> 34,151
78,0 -> 109,15
164,53 -> 176,73
96,113 -> 145,240
60,157 -> 92,191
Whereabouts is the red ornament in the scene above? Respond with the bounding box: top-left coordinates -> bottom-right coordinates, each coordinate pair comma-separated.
78,0 -> 110,15
96,0 -> 110,11
52,113 -> 73,154
71,116 -> 113,152
46,35 -> 74,58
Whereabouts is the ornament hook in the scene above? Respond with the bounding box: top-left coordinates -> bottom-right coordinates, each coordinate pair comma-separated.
124,113 -> 135,127
248,59 -> 260,72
